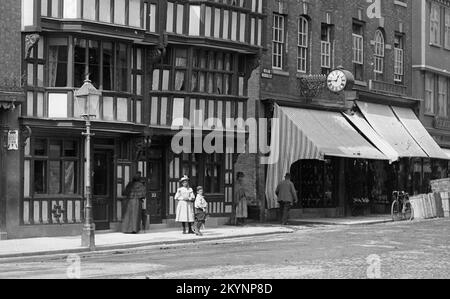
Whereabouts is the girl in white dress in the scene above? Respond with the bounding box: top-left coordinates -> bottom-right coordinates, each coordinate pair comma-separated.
175,175 -> 195,234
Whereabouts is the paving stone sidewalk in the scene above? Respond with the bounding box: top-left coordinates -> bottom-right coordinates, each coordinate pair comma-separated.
0,226 -> 294,259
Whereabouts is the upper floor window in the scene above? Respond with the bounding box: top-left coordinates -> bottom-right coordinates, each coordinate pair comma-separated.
152,47 -> 242,96
297,16 -> 309,73
40,0 -> 145,29
430,3 -> 441,46
374,30 -> 385,78
445,8 -> 450,49
321,24 -> 333,74
438,76 -> 448,117
352,22 -> 364,81
166,3 -> 258,45
394,35 -> 404,84
272,13 -> 285,69
425,73 -> 435,114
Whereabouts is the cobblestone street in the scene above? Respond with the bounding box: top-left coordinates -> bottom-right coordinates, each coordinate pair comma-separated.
0,219 -> 449,279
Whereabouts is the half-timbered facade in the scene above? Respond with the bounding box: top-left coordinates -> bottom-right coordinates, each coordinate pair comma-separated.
9,0 -> 265,238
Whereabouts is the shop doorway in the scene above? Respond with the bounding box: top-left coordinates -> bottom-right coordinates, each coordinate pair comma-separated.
146,148 -> 165,224
92,149 -> 114,230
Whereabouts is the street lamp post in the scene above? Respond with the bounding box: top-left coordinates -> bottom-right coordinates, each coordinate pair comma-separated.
75,76 -> 101,251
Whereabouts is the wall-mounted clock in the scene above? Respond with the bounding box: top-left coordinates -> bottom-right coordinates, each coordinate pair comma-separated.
327,69 -> 355,93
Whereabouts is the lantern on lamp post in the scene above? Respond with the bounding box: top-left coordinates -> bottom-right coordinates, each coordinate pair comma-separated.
74,76 -> 101,250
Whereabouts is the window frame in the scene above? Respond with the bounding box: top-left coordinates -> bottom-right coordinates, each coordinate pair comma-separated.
25,137 -> 81,197
425,73 -> 436,115
297,16 -> 309,73
272,13 -> 285,70
430,3 -> 442,46
394,35 -> 404,83
373,30 -> 385,75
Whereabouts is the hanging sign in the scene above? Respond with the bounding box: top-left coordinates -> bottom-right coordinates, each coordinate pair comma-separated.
7,130 -> 19,151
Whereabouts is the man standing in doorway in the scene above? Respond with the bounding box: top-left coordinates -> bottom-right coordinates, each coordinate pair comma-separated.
275,173 -> 298,225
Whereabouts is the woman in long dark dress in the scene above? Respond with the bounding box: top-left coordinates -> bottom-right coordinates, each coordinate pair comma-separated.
122,172 -> 146,234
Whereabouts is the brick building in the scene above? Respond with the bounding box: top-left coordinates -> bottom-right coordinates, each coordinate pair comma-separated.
0,0 -> 265,239
412,0 -> 450,158
0,0 -> 25,240
253,0 -> 449,220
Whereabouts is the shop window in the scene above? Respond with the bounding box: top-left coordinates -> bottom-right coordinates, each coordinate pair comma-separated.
27,138 -> 80,196
291,159 -> 337,208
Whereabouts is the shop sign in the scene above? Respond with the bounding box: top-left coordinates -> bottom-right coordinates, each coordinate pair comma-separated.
261,69 -> 273,79
7,130 -> 19,151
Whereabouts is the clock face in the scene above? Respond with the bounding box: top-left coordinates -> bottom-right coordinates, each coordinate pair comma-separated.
327,70 -> 347,92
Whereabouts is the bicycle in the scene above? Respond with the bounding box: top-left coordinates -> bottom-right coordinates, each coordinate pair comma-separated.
391,191 -> 414,221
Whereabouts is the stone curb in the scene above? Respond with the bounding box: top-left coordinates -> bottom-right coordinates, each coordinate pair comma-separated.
0,229 -> 294,262
288,219 -> 394,226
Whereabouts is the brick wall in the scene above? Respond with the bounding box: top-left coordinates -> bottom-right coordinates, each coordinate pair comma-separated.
260,0 -> 413,102
0,0 -> 22,83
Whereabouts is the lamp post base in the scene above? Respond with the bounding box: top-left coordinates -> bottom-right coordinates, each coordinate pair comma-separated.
81,224 -> 96,250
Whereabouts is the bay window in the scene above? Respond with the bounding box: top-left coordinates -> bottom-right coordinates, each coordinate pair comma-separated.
39,0 -> 145,29
99,0 -> 112,23
189,5 -> 201,36
114,0 -> 126,25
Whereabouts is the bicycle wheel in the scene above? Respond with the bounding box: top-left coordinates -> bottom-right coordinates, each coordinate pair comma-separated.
391,200 -> 401,221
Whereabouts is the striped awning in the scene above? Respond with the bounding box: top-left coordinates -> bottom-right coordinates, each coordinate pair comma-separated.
356,101 -> 428,158
265,104 -> 388,209
343,112 -> 400,163
391,106 -> 449,160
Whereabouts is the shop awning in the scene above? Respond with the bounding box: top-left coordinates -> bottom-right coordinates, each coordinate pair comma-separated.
265,104 -> 388,209
391,106 -> 449,160
442,148 -> 450,159
343,112 -> 399,163
356,101 -> 428,158
283,106 -> 388,160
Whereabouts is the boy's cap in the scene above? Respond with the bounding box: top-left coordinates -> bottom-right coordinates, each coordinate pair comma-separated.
197,186 -> 203,191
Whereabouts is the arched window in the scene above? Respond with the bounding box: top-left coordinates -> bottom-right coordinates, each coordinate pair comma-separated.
374,30 -> 385,75
297,16 -> 309,73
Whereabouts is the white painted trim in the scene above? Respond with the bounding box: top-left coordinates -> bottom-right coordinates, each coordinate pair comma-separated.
412,65 -> 450,76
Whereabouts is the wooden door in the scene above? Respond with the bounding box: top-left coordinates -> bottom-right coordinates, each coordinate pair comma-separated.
92,150 -> 113,230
